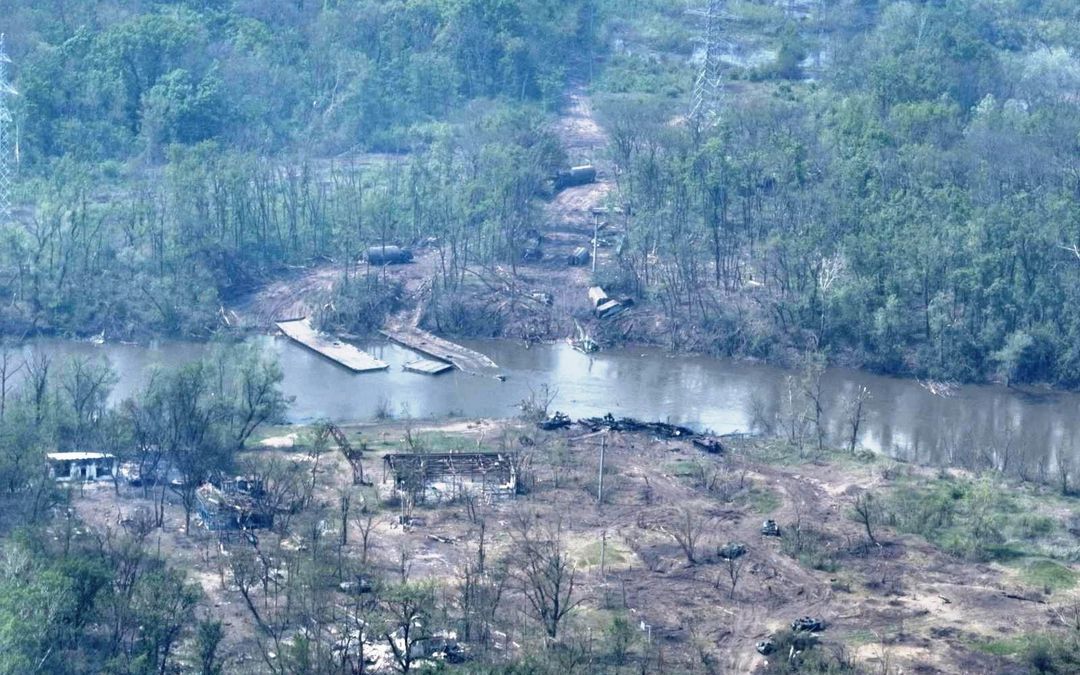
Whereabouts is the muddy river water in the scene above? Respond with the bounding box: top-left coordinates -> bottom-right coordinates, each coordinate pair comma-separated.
21,337 -> 1080,471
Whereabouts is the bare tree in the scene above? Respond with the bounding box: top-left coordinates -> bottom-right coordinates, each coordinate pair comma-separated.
1058,449 -> 1073,496
511,513 -> 583,639
59,355 -> 117,443
0,345 -> 23,422
458,523 -> 507,649
24,350 -> 51,425
353,509 -> 378,565
852,491 -> 879,546
799,351 -> 828,454
666,507 -> 708,565
726,555 -> 744,600
843,386 -> 871,454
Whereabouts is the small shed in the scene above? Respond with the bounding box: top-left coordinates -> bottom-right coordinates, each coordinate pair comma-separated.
366,245 -> 414,265
47,452 -> 117,482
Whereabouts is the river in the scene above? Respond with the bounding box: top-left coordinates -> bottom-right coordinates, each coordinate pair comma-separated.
17,336 -> 1080,473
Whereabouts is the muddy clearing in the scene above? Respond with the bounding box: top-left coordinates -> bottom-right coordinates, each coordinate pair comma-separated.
71,420 -> 1078,673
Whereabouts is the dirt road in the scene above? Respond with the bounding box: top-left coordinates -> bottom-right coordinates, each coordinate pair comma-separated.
229,86 -> 621,343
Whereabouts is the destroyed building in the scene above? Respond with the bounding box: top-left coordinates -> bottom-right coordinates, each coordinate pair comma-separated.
47,452 -> 117,482
383,452 -> 518,505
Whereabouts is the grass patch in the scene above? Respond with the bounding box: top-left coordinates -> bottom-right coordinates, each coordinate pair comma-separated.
740,486 -> 781,514
401,431 -> 481,454
1019,559 -> 1077,591
878,475 -> 1063,562
972,634 -> 1036,657
570,538 -> 634,571
665,459 -> 704,478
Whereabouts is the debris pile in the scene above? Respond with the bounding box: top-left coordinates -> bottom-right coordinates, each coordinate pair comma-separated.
537,413 -> 730,459
588,286 -> 633,319
538,412 -> 572,431
790,617 -> 825,633
567,246 -> 591,266
579,413 -> 695,439
692,437 -> 724,454
718,542 -> 747,560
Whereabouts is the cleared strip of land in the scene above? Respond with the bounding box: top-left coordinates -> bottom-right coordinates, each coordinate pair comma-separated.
277,319 -> 388,372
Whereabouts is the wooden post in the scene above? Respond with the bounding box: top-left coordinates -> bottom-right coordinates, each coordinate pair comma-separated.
597,432 -> 606,504
600,530 -> 607,577
591,214 -> 599,275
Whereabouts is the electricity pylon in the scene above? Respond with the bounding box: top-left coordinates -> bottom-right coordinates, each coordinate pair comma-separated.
689,0 -> 726,124
0,34 -> 15,223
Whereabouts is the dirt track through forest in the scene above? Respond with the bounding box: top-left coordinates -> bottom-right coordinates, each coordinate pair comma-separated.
231,86 -> 618,337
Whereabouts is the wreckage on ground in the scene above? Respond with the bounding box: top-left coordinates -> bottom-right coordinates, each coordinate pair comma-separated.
791,617 -> 826,633
567,246 -> 591,266
537,412 -> 727,455
718,542 -> 747,560
568,319 -> 599,354
196,477 -> 274,531
366,245 -> 414,265
761,519 -> 781,537
579,413 -> 696,439
553,164 -> 597,190
538,411 -> 572,430
588,286 -> 633,319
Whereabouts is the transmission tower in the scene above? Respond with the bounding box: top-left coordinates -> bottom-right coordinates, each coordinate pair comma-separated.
689,0 -> 726,123
0,34 -> 14,223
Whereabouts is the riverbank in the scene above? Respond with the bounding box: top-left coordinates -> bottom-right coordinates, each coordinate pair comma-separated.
70,417 -> 1080,673
13,334 -> 1080,485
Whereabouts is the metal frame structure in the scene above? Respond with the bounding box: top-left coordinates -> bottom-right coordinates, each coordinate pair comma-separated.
0,34 -> 14,222
689,1 -> 727,123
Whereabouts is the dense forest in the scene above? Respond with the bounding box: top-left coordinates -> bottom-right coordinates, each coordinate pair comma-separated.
594,0 -> 1080,387
1,1 -> 1079,387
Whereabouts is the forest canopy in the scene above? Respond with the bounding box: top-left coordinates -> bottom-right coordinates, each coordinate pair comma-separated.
4,0 -> 594,161
1,0 -> 1080,387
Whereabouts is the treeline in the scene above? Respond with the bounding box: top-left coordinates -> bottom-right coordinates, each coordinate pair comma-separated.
596,0 -> 1080,386
0,104 -> 564,337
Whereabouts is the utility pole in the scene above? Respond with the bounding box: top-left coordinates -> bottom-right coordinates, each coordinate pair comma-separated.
689,0 -> 726,124
591,213 -> 599,275
0,34 -> 15,224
